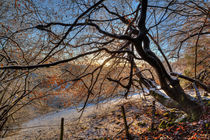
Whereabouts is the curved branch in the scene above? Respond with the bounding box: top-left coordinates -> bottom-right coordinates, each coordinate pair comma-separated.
0,48 -> 138,70
37,0 -> 105,64
147,33 -> 172,72
171,72 -> 210,92
87,22 -> 133,41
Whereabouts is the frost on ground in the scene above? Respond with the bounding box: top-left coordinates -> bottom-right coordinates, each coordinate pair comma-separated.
4,94 -> 166,140
5,90 -> 207,140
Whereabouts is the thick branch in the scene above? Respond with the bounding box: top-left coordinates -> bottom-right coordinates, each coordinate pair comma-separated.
149,89 -> 181,109
147,33 -> 172,72
138,0 -> 148,30
171,72 -> 210,92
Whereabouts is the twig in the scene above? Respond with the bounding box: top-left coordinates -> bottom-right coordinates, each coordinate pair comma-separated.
194,16 -> 207,78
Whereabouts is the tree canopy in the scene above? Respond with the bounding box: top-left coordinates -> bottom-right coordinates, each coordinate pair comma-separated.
0,0 -> 209,135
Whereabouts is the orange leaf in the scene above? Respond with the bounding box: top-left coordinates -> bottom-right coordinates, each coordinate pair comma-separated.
153,136 -> 159,140
15,0 -> 18,8
191,136 -> 197,140
61,85 -> 65,89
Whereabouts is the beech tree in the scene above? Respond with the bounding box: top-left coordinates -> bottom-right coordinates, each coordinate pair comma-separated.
0,0 -> 209,132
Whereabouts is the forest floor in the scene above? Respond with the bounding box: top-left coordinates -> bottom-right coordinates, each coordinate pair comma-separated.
4,93 -> 210,140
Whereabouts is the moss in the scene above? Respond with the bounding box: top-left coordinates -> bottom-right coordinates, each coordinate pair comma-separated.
205,122 -> 209,129
159,120 -> 167,129
163,112 -> 169,117
159,119 -> 177,129
207,101 -> 210,106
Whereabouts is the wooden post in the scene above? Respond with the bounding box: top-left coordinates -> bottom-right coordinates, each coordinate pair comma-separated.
60,117 -> 64,140
151,100 -> 156,131
121,105 -> 131,140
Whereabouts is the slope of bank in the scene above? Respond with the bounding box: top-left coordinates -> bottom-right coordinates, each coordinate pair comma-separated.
4,92 -> 209,140
5,94 -> 150,139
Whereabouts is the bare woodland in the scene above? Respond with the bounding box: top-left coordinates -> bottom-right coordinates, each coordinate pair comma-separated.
0,0 -> 209,138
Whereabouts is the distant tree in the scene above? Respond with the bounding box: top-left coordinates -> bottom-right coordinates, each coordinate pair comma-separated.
0,0 -> 44,135
0,0 -> 209,135
182,35 -> 209,86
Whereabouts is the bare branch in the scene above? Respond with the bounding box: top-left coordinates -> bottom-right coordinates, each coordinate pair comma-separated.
171,72 -> 210,92
37,0 -> 105,64
0,48 -> 138,70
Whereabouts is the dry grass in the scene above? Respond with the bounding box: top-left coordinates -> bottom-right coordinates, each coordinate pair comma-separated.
4,96 -> 168,140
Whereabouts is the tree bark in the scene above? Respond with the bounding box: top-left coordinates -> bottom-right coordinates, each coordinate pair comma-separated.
132,0 -> 203,120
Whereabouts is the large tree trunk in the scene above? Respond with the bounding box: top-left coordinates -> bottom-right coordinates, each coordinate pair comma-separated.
132,0 -> 203,120
133,60 -> 202,120
133,38 -> 203,120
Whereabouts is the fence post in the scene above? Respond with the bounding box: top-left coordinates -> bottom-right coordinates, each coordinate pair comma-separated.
60,117 -> 64,140
151,100 -> 156,131
121,105 -> 131,140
